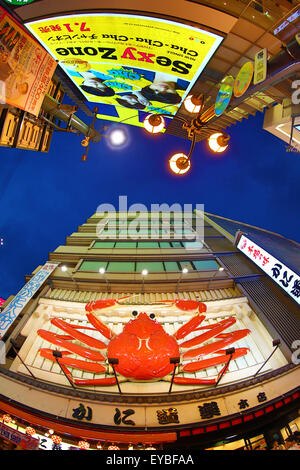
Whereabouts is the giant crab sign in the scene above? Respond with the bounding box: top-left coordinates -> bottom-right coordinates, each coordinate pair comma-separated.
37,298 -> 251,387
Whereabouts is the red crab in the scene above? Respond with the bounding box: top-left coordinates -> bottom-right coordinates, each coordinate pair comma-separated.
37,298 -> 251,387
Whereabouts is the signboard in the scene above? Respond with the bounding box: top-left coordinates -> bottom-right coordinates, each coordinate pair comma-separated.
237,234 -> 300,305
215,75 -> 234,116
0,262 -> 58,338
0,421 -> 39,449
253,48 -> 267,86
234,61 -> 253,97
25,14 -> 223,128
0,6 -> 57,116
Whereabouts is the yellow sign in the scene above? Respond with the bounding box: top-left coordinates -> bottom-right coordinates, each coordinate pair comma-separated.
0,6 -> 56,116
253,48 -> 267,86
26,14 -> 223,127
234,61 -> 253,98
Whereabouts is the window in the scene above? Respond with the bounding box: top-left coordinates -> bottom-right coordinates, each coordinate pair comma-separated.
192,260 -> 219,271
137,242 -> 159,248
93,241 -> 115,248
79,261 -> 108,272
136,261 -> 164,272
106,261 -> 135,272
164,261 -> 180,271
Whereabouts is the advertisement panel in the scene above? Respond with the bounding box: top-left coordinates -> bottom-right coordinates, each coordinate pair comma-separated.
0,6 -> 57,116
0,262 -> 59,339
0,421 -> 39,449
26,14 -> 223,127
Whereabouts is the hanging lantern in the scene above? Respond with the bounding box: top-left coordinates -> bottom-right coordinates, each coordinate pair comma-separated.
78,440 -> 90,450
128,443 -> 134,450
51,435 -> 62,444
25,427 -> 36,436
184,94 -> 204,114
143,114 -> 165,134
48,429 -> 54,435
2,414 -> 12,423
108,443 -> 120,450
208,132 -> 229,153
96,442 -> 103,450
169,153 -> 191,175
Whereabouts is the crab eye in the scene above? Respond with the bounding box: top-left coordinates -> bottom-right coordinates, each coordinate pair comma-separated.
132,310 -> 138,316
149,313 -> 155,319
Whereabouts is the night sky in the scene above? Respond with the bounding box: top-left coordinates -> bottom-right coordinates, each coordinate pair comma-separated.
0,105 -> 299,300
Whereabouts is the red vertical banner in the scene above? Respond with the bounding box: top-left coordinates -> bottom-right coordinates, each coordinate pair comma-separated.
0,6 -> 56,116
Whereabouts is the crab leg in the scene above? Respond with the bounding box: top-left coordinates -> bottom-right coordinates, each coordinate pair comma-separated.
182,329 -> 251,359
39,348 -> 107,373
179,317 -> 236,348
86,312 -> 115,340
172,377 -> 217,385
50,318 -> 107,349
56,362 -> 118,386
173,315 -> 206,340
38,329 -> 105,361
182,347 -> 249,372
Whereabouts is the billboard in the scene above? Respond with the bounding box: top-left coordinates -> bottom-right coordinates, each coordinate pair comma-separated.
26,14 -> 223,127
0,6 -> 57,116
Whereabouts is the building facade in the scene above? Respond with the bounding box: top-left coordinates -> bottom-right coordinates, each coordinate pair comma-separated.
0,210 -> 299,450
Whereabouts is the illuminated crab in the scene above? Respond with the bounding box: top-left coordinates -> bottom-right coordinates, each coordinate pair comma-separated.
37,297 -> 251,387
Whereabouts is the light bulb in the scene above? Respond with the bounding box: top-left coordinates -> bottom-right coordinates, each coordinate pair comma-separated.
143,114 -> 165,133
169,153 -> 191,175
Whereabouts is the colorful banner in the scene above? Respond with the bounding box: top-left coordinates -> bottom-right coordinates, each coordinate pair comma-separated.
234,61 -> 253,98
0,421 -> 39,449
237,234 -> 300,305
4,1 -> 36,5
215,75 -> 234,116
26,14 -> 223,128
0,262 -> 59,338
0,6 -> 57,116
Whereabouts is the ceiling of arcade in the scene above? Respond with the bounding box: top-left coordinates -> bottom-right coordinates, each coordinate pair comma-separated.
10,0 -> 300,139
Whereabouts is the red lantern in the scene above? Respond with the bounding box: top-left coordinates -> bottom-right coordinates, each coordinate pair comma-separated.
108,443 -> 120,450
25,427 -> 36,436
51,435 -> 62,444
78,440 -> 90,450
145,444 -> 156,450
2,414 -> 12,423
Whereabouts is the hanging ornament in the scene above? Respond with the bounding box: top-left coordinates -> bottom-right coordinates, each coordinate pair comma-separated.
145,443 -> 156,450
25,427 -> 36,436
51,435 -> 62,444
2,414 -> 12,423
78,440 -> 90,450
128,443 -> 134,450
108,443 -> 120,450
96,442 -> 103,450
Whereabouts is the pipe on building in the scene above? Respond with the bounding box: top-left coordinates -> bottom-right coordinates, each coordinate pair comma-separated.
41,94 -> 101,142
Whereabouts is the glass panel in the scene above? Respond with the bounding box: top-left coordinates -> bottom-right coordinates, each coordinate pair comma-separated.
179,261 -> 194,271
164,261 -> 180,271
193,260 -> 219,271
171,241 -> 182,248
115,242 -> 136,248
183,241 -> 203,249
107,262 -> 135,272
137,242 -> 159,248
93,241 -> 115,248
79,261 -> 108,272
136,262 -> 164,272
159,242 -> 172,248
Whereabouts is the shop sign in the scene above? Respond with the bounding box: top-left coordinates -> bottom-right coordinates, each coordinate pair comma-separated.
237,234 -> 300,305
0,421 -> 39,449
234,61 -> 253,97
214,75 -> 234,116
25,14 -> 223,128
253,49 -> 267,85
0,262 -> 59,338
0,6 -> 57,116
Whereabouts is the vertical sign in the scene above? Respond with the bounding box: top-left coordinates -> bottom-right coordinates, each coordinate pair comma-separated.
237,234 -> 300,305
0,262 -> 58,338
253,48 -> 267,85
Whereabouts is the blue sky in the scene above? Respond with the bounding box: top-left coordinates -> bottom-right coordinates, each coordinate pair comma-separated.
0,108 -> 299,299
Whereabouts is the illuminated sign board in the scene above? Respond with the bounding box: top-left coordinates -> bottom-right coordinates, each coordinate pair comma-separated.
237,234 -> 300,305
26,14 -> 223,128
274,8 -> 300,35
234,61 -> 253,98
215,75 -> 234,116
0,6 -> 57,116
253,48 -> 267,86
